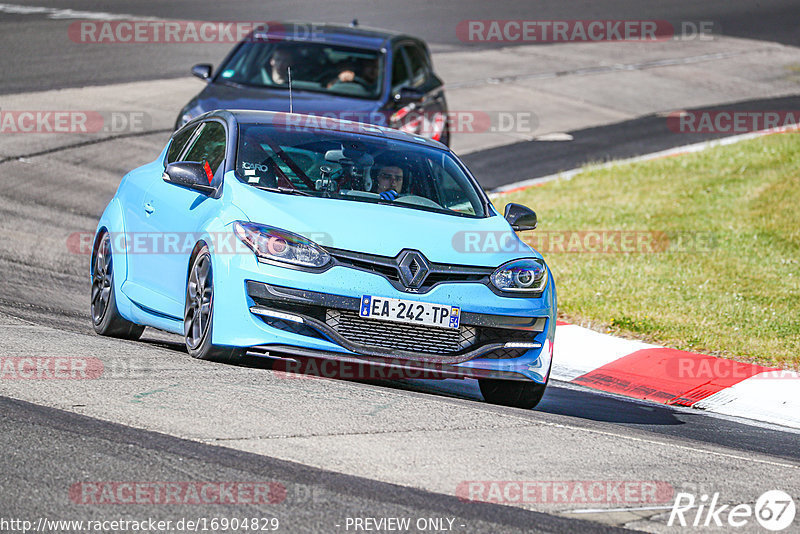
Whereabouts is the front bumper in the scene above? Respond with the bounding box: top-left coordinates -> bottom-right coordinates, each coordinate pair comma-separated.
247,280 -> 546,362
211,253 -> 556,383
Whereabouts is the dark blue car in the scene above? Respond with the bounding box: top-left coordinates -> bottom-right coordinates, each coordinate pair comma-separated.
176,23 -> 451,145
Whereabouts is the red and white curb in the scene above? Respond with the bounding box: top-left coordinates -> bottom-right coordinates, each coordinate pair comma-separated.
552,321 -> 800,429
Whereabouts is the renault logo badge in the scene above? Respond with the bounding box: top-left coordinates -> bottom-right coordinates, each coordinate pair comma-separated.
397,250 -> 430,289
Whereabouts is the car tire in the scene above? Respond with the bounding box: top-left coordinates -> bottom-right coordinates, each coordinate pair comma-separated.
478,378 -> 547,409
91,232 -> 145,340
184,245 -> 242,363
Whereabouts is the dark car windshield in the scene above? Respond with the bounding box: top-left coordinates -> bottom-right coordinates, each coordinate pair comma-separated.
217,42 -> 384,100
236,123 -> 487,218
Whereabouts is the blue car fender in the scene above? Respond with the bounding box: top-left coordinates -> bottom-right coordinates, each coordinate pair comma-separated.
92,194 -> 139,322
197,181 -> 251,345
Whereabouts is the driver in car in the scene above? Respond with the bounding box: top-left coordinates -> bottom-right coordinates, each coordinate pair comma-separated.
374,165 -> 404,201
268,46 -> 295,85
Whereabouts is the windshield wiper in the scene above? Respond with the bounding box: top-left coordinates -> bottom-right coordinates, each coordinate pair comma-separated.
252,185 -> 312,196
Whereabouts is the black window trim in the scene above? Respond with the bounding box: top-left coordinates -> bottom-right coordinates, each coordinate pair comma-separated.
390,43 -> 413,92
164,123 -> 201,168
164,123 -> 200,167
182,120 -> 228,170
396,40 -> 430,90
164,118 -> 229,172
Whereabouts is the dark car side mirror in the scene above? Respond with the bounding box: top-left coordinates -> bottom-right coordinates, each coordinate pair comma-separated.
191,64 -> 213,81
392,87 -> 425,107
163,162 -> 218,195
504,203 -> 537,231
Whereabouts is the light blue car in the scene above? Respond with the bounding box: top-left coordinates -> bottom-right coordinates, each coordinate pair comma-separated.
91,110 -> 556,408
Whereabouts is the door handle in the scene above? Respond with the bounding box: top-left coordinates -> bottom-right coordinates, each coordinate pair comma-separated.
144,202 -> 155,214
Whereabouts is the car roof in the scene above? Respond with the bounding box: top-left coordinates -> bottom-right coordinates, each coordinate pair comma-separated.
249,22 -> 420,50
200,109 -> 447,150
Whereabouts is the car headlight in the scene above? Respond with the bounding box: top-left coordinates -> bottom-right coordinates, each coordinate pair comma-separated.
234,221 -> 330,269
491,258 -> 547,294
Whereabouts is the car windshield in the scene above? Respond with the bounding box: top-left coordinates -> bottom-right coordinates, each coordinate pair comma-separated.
217,42 -> 384,100
236,124 -> 487,218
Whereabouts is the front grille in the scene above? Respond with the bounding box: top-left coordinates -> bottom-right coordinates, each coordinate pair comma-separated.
325,309 -> 477,354
328,248 -> 492,291
423,272 -> 488,285
329,252 -> 399,281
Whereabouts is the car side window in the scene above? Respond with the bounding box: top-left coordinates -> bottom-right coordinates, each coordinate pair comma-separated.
391,47 -> 410,91
166,125 -> 199,164
405,45 -> 429,89
183,122 -> 227,173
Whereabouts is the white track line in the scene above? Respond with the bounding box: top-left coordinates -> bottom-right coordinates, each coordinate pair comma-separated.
491,123 -> 800,195
0,3 -> 162,21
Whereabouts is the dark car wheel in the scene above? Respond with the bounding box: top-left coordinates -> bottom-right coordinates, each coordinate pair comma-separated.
91,232 -> 145,340
479,379 -> 547,409
184,245 -> 242,363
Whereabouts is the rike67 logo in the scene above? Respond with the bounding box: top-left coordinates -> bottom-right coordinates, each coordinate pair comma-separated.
669,490 -> 796,531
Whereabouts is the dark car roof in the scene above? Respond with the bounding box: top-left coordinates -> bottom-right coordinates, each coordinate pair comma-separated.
197,109 -> 447,150
250,22 -> 421,50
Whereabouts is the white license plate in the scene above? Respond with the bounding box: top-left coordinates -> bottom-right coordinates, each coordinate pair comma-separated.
359,295 -> 461,330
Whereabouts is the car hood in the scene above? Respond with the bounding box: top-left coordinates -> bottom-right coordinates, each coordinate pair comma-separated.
196,82 -> 385,120
227,178 -> 539,267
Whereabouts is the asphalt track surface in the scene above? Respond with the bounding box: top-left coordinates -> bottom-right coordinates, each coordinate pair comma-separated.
0,117 -> 798,531
1,396 -> 627,534
1,1 -> 800,532
0,0 -> 799,94
462,94 -> 800,189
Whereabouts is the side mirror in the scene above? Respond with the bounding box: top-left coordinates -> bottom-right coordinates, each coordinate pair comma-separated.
504,203 -> 537,231
191,64 -> 213,81
392,86 -> 425,108
163,162 -> 217,195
